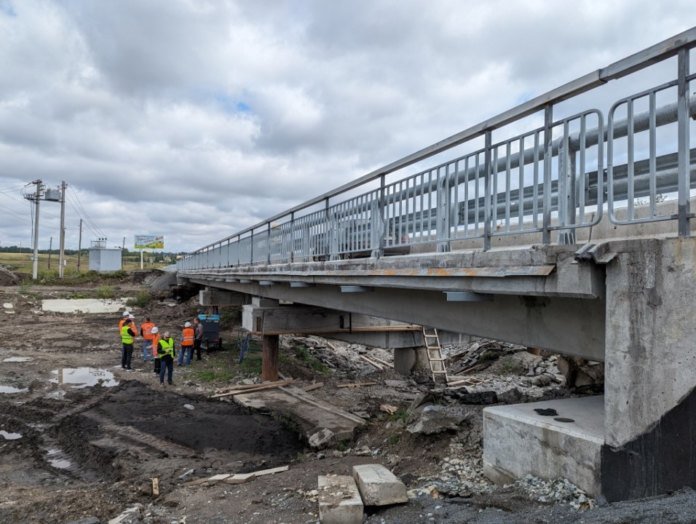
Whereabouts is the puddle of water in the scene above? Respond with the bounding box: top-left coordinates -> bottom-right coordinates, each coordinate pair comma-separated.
3,357 -> 33,363
46,449 -> 72,469
0,385 -> 28,394
50,368 -> 119,389
41,298 -> 131,314
0,430 -> 22,440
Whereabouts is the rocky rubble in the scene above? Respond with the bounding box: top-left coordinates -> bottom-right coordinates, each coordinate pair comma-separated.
512,474 -> 595,510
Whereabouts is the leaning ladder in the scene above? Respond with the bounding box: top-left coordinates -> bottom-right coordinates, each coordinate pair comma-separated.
422,327 -> 449,385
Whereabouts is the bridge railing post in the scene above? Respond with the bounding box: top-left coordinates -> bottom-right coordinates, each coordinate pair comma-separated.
483,130 -> 492,251
542,104 -> 553,245
436,164 -> 451,252
677,47 -> 691,237
370,175 -> 386,258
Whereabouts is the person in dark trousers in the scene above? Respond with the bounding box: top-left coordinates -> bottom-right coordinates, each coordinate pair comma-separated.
158,331 -> 176,385
193,317 -> 204,361
178,321 -> 195,366
151,326 -> 161,375
120,318 -> 136,370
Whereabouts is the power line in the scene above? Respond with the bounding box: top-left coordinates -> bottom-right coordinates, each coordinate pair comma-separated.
69,190 -> 107,238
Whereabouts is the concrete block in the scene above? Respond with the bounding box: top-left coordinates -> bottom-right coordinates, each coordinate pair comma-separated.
352,464 -> 408,506
482,395 -> 604,496
317,474 -> 363,524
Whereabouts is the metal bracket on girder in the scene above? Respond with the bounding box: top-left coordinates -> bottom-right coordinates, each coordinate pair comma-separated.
444,291 -> 493,302
574,242 -> 617,264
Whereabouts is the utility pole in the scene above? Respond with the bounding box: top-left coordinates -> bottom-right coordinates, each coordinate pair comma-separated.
24,180 -> 44,280
48,237 -> 53,269
77,218 -> 83,272
58,181 -> 67,278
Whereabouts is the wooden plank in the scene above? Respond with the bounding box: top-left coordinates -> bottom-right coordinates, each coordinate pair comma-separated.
278,387 -> 366,425
151,477 -> 160,497
336,382 -> 378,389
211,379 -> 294,398
360,354 -> 384,370
367,355 -> 393,368
224,465 -> 289,485
303,382 -> 324,392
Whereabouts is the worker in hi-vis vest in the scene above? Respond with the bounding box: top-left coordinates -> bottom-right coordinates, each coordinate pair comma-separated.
120,318 -> 136,371
178,321 -> 195,366
151,326 -> 161,375
140,317 -> 155,362
158,331 -> 176,385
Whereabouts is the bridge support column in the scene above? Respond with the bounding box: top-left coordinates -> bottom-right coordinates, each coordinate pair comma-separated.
262,334 -> 279,382
600,237 -> 696,501
393,347 -> 430,376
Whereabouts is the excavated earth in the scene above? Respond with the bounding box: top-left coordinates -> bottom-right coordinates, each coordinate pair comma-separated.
1,280 -> 696,523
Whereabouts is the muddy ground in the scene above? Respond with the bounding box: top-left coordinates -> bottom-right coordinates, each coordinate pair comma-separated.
1,277 -> 696,523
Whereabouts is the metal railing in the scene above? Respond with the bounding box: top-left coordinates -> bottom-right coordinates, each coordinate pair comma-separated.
178,29 -> 696,271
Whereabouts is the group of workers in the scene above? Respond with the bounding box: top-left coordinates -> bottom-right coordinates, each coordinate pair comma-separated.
118,311 -> 205,385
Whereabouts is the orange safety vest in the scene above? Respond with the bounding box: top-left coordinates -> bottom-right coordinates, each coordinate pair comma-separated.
182,327 -> 195,347
151,334 -> 161,357
141,322 -> 155,340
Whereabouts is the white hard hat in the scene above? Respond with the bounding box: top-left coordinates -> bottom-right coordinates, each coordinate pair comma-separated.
151,326 -> 159,334
129,314 -> 135,319
122,311 -> 130,317
184,321 -> 192,327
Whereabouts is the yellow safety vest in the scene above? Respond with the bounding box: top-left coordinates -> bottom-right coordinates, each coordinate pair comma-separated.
159,338 -> 175,358
120,325 -> 134,345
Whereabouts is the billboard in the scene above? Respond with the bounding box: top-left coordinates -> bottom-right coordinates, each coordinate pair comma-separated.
134,235 -> 164,250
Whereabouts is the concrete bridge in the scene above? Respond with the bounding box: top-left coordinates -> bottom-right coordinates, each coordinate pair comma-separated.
177,29 -> 696,502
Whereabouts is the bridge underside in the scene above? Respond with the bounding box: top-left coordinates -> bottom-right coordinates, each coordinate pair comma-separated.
178,236 -> 696,502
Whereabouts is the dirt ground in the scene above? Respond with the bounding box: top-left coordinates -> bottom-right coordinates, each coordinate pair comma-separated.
1,276 -> 696,523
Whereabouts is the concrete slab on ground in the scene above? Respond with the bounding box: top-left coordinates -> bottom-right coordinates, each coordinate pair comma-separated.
318,474 -> 363,524
233,386 -> 366,444
352,464 -> 408,506
483,395 -> 604,496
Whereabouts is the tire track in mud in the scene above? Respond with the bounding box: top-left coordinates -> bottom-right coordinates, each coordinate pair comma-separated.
83,412 -> 196,457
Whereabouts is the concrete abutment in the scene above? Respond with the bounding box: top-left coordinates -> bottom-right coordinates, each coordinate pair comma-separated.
484,236 -> 696,501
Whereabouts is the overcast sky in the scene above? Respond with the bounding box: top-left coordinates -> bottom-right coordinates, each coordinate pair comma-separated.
0,1 -> 693,253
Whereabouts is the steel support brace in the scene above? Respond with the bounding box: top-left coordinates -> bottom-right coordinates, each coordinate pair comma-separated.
677,48 -> 691,237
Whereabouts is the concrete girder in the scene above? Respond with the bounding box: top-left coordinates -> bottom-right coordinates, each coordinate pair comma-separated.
189,279 -> 604,361
242,303 -> 421,339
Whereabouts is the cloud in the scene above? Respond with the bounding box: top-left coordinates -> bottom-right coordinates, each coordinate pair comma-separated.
0,0 -> 692,253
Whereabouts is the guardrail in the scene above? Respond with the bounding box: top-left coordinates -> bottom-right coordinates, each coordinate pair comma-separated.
178,29 -> 696,271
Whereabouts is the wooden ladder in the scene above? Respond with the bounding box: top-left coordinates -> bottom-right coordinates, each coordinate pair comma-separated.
422,327 -> 448,385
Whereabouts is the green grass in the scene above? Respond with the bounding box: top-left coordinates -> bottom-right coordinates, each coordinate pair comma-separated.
126,290 -> 152,308
96,285 -> 116,299
192,368 -> 235,383
0,251 -> 166,279
389,408 -> 410,424
291,344 -> 329,374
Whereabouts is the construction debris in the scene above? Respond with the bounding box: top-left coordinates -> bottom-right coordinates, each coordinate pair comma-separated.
379,403 -> 399,415
406,405 -> 470,435
336,381 -> 378,389
318,474 -> 364,524
150,477 -> 159,497
352,464 -> 408,506
185,465 -> 289,487
211,379 -> 295,398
